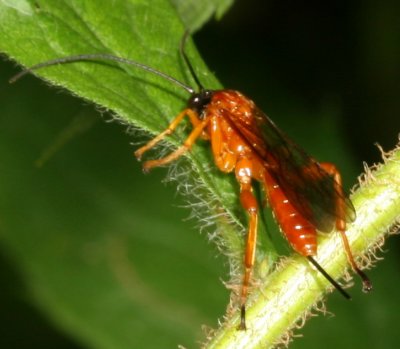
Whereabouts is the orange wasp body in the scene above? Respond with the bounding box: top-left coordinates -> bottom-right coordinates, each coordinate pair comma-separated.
11,33 -> 371,330
135,88 -> 371,329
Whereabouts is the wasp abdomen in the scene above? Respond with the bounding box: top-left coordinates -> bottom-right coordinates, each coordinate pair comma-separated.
265,172 -> 317,256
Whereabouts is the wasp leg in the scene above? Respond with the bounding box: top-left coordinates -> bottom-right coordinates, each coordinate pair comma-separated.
140,117 -> 209,172
134,108 -> 202,160
320,162 -> 372,292
235,160 -> 259,330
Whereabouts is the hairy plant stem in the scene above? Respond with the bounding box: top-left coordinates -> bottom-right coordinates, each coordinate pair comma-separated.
205,145 -> 400,349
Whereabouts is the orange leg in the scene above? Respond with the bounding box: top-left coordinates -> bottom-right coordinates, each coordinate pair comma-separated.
235,159 -> 259,330
320,162 -> 372,292
135,108 -> 201,160
208,117 -> 259,328
134,109 -> 209,172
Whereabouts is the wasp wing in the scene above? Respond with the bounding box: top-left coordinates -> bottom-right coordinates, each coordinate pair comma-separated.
222,104 -> 356,233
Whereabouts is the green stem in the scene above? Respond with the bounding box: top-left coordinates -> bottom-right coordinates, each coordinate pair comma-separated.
205,145 -> 400,349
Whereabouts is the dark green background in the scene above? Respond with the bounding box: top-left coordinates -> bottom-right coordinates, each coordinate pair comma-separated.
1,0 -> 399,348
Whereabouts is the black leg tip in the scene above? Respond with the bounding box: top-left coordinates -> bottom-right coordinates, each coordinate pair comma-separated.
237,304 -> 247,331
362,279 -> 373,293
357,269 -> 372,293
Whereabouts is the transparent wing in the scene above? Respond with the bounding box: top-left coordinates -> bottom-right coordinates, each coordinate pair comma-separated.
223,106 -> 356,232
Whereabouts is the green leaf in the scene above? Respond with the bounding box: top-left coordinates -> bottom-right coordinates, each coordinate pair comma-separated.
170,0 -> 234,31
0,0 -> 243,348
0,2 -> 250,259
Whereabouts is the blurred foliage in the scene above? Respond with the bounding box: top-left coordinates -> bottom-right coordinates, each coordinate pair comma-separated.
0,0 -> 399,348
0,1 -> 231,348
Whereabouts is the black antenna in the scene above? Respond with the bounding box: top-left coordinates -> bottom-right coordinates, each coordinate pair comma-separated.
307,256 -> 351,300
9,53 -> 195,95
180,30 -> 204,91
